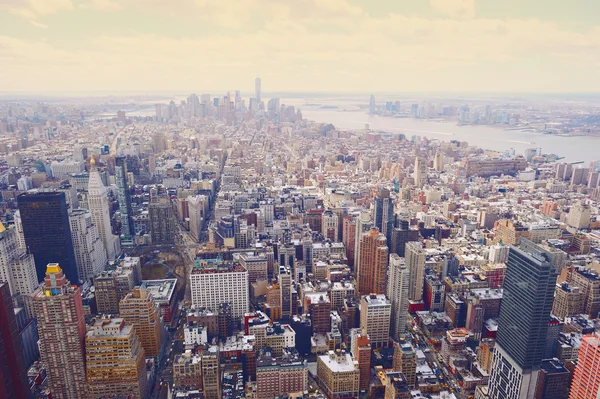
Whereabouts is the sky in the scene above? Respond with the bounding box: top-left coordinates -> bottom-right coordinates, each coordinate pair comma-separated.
0,0 -> 599,94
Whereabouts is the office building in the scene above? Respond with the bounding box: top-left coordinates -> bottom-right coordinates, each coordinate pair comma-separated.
353,331 -> 371,391
33,264 -> 87,399
255,77 -> 261,103
119,287 -> 163,358
0,282 -> 29,399
87,159 -> 120,260
357,228 -> 388,296
69,209 -> 107,282
149,197 -> 176,244
173,351 -> 202,389
568,202 -> 592,229
0,223 -> 37,298
278,266 -> 293,318
433,151 -> 444,171
322,210 -> 339,242
414,156 -> 428,188
385,371 -> 411,399
188,194 -> 208,242
202,346 -> 221,399
360,294 -> 391,348
488,240 -> 558,399
566,268 -> 600,318
569,334 -> 600,399
390,219 -> 419,257
388,253 -> 410,340
373,188 -> 394,245
552,283 -> 585,320
256,348 -> 308,399
190,261 -> 249,318
85,317 -> 148,399
465,157 -> 528,177
353,212 -> 373,276
533,359 -> 570,399
405,241 -> 425,302
17,191 -> 79,283
305,293 -> 331,334
115,157 -> 134,240
392,340 -> 416,388
317,350 -> 360,399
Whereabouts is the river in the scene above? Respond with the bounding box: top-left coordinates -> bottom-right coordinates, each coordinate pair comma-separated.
283,99 -> 599,164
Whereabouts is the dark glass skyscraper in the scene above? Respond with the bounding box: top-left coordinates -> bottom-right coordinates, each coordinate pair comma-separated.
115,156 -> 134,240
488,238 -> 558,399
17,191 -> 78,283
373,187 -> 394,245
0,282 -> 30,399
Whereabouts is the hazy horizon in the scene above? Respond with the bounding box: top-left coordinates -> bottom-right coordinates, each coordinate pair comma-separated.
1,0 -> 600,94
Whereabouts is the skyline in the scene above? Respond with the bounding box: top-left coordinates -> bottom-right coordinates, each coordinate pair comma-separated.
1,0 -> 600,93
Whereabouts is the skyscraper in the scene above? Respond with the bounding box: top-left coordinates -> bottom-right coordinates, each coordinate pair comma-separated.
353,330 -> 371,391
149,196 -> 176,244
87,159 -> 120,260
373,188 -> 394,245
17,191 -> 79,283
255,77 -> 262,103
0,223 -> 38,298
353,212 -> 372,274
69,209 -> 107,282
119,287 -> 163,358
0,282 -> 29,399
569,334 -> 600,399
85,317 -> 148,399
488,239 -> 558,399
33,263 -> 87,399
405,241 -> 425,302
360,294 -> 391,348
388,253 -> 410,340
357,228 -> 388,296
115,157 -> 134,241
413,156 -> 428,188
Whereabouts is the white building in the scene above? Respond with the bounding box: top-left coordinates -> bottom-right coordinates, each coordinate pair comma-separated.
12,210 -> 26,251
17,176 -> 33,191
0,223 -> 38,298
88,163 -> 120,260
69,209 -> 108,282
51,160 -> 84,180
190,262 -> 249,318
187,195 -> 208,243
405,241 -> 425,302
359,294 -> 391,348
184,324 -> 208,348
387,254 -> 410,340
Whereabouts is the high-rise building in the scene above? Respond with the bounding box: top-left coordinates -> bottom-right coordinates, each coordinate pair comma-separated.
119,287 -> 163,358
390,219 -> 419,258
149,196 -> 176,244
533,359 -> 570,399
360,294 -> 391,348
353,331 -> 371,391
69,209 -> 107,282
322,210 -> 339,242
353,212 -> 373,275
369,95 -> 376,114
0,223 -> 37,298
255,348 -> 308,399
255,77 -> 262,103
433,151 -> 444,172
568,202 -> 592,229
373,188 -> 394,245
33,263 -> 87,399
405,241 -> 425,302
317,350 -> 360,399
115,157 -> 134,240
190,261 -> 249,318
188,194 -> 208,242
202,346 -> 221,399
566,268 -> 600,319
357,228 -> 388,296
17,191 -> 79,283
488,239 -> 558,399
87,160 -> 120,260
278,266 -> 293,318
552,283 -> 585,320
388,254 -> 410,340
85,317 -> 148,399
0,282 -> 29,399
569,334 -> 600,399
392,340 -> 416,388
413,156 -> 428,188
385,371 -> 411,399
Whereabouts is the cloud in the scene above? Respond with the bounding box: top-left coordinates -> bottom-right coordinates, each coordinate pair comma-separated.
1,0 -> 600,93
430,0 -> 476,19
0,0 -> 73,25
80,0 -> 122,11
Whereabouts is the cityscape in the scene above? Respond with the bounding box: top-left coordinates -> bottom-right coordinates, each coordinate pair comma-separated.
1,1 -> 600,399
